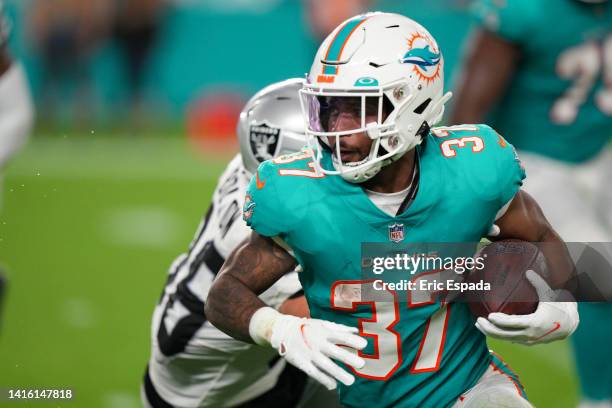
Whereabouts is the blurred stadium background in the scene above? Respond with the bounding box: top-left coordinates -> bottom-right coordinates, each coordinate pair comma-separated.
0,0 -> 580,407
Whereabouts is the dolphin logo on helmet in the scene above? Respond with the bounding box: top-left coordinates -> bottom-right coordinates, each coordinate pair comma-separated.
401,45 -> 441,70
405,32 -> 443,83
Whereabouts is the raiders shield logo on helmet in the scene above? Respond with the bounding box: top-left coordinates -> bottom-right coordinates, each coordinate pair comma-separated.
249,122 -> 281,163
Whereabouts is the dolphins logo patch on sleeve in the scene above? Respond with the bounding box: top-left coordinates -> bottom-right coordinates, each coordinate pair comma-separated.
243,193 -> 256,222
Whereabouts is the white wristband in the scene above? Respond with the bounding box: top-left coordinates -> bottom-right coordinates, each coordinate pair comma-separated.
249,306 -> 281,346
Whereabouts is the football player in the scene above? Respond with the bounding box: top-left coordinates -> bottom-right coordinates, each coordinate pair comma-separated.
206,12 -> 580,408
0,0 -> 34,327
143,79 -> 338,407
450,1 -> 612,406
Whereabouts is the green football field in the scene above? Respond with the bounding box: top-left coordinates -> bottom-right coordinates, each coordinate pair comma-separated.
0,133 -> 579,407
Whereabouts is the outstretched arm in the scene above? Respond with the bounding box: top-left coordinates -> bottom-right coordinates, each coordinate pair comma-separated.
449,29 -> 520,124
205,231 -> 296,343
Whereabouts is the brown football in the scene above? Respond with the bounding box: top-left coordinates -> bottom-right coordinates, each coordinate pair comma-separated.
466,240 -> 545,318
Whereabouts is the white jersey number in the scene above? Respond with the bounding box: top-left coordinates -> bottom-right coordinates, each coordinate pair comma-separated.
552,35 -> 612,124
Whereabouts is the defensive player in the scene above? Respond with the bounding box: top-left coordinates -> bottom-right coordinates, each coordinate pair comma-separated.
143,79 -> 337,407
206,12 -> 580,408
450,1 -> 612,406
0,0 -> 34,327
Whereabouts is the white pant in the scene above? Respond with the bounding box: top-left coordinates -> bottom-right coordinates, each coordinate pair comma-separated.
453,363 -> 533,408
518,151 -> 612,242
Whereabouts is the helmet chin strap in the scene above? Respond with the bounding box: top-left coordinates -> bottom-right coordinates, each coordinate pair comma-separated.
339,161 -> 383,183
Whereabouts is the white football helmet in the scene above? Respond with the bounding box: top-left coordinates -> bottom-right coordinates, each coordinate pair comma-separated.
238,78 -> 307,174
300,12 -> 452,183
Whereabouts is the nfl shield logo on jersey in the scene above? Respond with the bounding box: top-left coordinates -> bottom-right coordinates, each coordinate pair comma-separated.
388,223 -> 405,243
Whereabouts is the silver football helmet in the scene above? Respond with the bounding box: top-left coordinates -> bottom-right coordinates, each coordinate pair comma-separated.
238,78 -> 307,174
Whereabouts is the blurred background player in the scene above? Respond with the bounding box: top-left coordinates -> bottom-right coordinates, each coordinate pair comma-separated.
112,0 -> 167,124
28,0 -> 109,127
450,0 -> 612,406
144,79 -> 338,408
0,0 -> 34,328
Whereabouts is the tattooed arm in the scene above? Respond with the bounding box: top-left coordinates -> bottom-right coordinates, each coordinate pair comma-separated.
494,190 -> 575,290
205,231 -> 297,343
205,230 -> 368,389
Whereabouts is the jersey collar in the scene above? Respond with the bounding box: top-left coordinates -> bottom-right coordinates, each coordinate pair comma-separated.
329,135 -> 442,229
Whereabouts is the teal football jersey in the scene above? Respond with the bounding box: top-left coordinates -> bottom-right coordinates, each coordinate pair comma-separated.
244,125 -> 526,408
473,0 -> 612,163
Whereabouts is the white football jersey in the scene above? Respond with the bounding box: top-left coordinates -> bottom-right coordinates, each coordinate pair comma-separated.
147,154 -> 302,407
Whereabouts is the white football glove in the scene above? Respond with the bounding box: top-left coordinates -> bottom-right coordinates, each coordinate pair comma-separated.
249,307 -> 367,390
475,270 -> 579,345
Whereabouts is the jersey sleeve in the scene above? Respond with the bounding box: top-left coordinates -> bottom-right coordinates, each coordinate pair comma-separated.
434,124 -> 525,211
471,0 -> 537,43
243,160 -> 290,237
244,150 -> 321,239
475,124 -> 526,207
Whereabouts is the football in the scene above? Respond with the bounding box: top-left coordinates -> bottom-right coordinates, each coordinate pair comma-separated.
466,240 -> 545,318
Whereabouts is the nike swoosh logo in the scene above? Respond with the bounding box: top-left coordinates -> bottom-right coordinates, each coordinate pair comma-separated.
535,322 -> 561,341
256,170 -> 266,190
299,323 -> 311,349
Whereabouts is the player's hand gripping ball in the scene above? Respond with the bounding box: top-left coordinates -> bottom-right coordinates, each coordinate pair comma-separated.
465,240 -> 579,344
